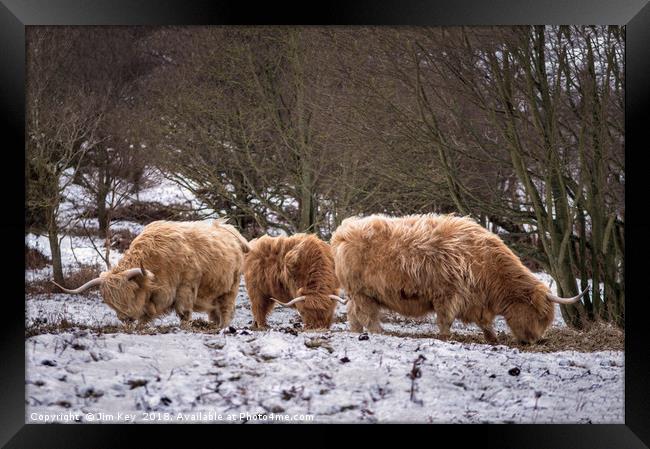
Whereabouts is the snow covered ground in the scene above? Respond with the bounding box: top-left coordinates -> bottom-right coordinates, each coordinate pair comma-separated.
25,279 -> 624,424
57,168 -> 214,227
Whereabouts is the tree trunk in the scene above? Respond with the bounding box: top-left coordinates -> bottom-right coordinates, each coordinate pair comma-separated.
554,230 -> 584,328
299,171 -> 315,233
96,165 -> 111,238
96,193 -> 109,238
47,211 -> 64,285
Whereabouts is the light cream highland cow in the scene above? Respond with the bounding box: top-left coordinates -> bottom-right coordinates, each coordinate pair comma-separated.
54,219 -> 250,329
331,214 -> 586,344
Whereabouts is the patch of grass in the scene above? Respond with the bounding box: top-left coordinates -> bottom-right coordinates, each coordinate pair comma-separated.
61,265 -> 102,288
25,245 -> 50,269
25,279 -> 57,295
189,319 -> 220,331
25,318 -> 229,338
535,322 -> 624,353
385,321 -> 624,353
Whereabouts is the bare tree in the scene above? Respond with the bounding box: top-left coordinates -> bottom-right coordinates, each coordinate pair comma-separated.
26,28 -> 108,284
71,28 -> 156,238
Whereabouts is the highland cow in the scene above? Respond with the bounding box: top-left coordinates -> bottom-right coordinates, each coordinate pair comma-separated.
331,214 -> 587,344
243,233 -> 345,330
54,219 -> 249,328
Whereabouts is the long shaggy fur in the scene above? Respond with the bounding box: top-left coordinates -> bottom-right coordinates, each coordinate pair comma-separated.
243,233 -> 339,330
99,220 -> 248,327
331,214 -> 555,343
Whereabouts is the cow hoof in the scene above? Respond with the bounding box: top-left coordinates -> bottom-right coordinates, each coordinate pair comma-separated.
251,322 -> 268,331
484,333 -> 498,345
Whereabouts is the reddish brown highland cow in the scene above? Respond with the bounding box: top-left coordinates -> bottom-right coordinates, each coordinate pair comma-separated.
243,233 -> 345,330
331,214 -> 587,344
54,219 -> 249,328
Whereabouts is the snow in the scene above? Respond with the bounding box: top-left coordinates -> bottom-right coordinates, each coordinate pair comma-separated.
25,233 -> 119,280
56,167 -> 214,229
136,173 -> 206,212
25,278 -> 623,424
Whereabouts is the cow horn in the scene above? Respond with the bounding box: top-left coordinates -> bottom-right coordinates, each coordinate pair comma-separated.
271,296 -> 306,307
547,286 -> 589,305
329,294 -> 348,305
122,268 -> 154,280
51,277 -> 102,294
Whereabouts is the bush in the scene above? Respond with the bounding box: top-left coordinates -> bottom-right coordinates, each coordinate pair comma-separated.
110,229 -> 137,252
25,245 -> 50,269
26,264 -> 102,295
110,201 -> 202,224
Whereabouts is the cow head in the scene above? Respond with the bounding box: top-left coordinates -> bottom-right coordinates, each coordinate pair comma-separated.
270,288 -> 346,330
53,266 -> 155,324
504,301 -> 555,344
503,286 -> 588,344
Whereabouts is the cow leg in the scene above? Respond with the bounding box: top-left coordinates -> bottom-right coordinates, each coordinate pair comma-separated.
477,312 -> 498,344
211,284 -> 238,329
346,300 -> 364,333
480,325 -> 498,345
248,290 -> 274,330
135,316 -> 152,331
435,309 -> 454,340
349,293 -> 382,333
175,283 -> 195,329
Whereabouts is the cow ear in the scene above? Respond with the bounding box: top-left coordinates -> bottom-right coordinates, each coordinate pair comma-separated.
132,271 -> 147,287
131,265 -> 151,288
139,263 -> 155,279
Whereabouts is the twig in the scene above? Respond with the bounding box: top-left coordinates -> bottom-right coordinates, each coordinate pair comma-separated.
407,354 -> 426,404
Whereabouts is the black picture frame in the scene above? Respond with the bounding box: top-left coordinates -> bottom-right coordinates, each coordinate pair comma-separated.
3,0 -> 648,447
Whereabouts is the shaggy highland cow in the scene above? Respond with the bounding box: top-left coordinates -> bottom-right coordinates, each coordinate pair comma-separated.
331,214 -> 587,344
243,233 -> 345,330
54,219 -> 249,328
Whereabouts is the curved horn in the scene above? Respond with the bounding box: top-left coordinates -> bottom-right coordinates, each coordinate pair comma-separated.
122,268 -> 154,280
51,277 -> 102,294
547,286 -> 589,305
329,294 -> 348,305
270,296 -> 306,307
